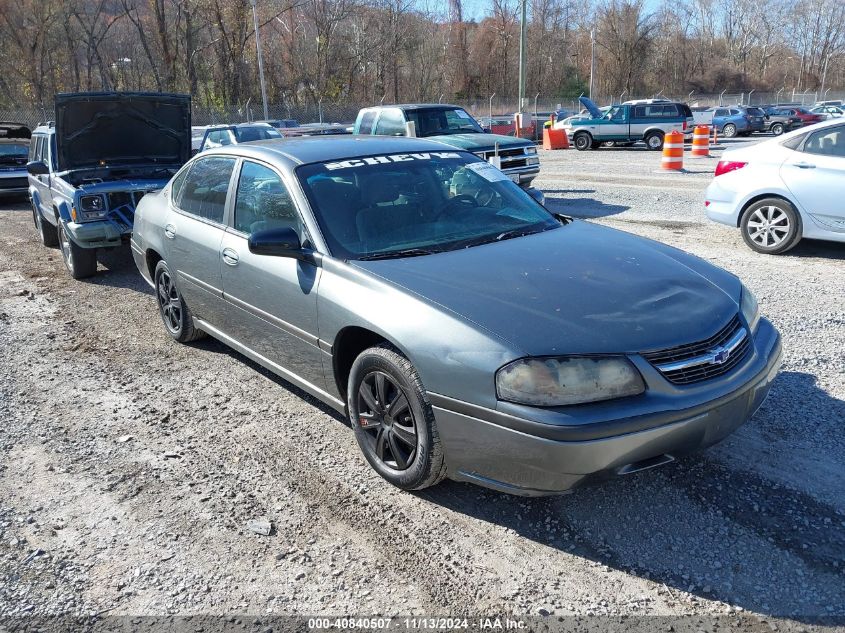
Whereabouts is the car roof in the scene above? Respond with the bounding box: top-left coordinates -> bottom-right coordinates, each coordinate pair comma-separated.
199,135 -> 464,167
361,104 -> 465,111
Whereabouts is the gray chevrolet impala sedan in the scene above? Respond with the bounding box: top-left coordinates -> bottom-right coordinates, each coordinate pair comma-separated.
131,136 -> 782,496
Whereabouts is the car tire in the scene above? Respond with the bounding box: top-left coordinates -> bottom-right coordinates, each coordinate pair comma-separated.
347,344 -> 446,492
154,259 -> 206,343
573,132 -> 592,151
771,123 -> 784,136
645,131 -> 664,150
740,198 -> 802,255
723,123 -> 737,138
57,221 -> 97,279
33,201 -> 58,247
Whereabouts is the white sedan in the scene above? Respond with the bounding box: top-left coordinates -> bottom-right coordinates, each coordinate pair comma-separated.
705,118 -> 845,254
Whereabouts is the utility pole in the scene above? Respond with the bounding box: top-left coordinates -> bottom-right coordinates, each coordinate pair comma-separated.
251,0 -> 269,121
589,29 -> 595,100
517,0 -> 527,113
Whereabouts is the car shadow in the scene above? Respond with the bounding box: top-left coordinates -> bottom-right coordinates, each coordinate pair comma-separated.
86,246 -> 154,295
415,370 -> 845,622
786,238 -> 845,260
543,195 -> 630,219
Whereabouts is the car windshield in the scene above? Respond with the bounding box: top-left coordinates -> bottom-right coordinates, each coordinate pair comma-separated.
405,108 -> 485,137
0,143 -> 28,158
297,151 -> 561,260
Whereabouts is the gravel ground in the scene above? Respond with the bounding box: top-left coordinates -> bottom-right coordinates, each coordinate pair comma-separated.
1,136 -> 843,631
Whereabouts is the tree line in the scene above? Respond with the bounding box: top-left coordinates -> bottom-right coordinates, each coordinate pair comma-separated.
0,0 -> 842,113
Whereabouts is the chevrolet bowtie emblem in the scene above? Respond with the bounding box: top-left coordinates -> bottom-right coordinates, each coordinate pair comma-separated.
708,346 -> 731,365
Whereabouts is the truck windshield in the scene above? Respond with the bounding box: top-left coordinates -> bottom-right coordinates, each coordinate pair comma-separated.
405,108 -> 485,137
297,151 -> 560,260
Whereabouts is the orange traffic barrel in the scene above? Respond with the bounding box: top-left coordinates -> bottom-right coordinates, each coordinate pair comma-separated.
661,130 -> 684,170
543,127 -> 570,150
691,125 -> 710,157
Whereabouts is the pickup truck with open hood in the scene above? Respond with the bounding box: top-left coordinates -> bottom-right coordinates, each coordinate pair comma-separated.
27,92 -> 191,279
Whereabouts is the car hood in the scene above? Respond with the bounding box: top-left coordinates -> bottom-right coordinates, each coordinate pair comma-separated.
579,96 -> 604,118
427,133 -> 534,152
353,222 -> 740,356
55,92 -> 191,172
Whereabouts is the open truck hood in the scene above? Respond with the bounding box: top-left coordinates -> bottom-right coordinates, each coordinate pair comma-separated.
579,96 -> 604,119
55,92 -> 191,172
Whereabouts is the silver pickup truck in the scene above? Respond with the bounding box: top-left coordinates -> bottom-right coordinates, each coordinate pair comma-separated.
353,104 -> 542,201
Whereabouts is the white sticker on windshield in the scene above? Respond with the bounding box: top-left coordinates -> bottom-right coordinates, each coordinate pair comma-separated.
324,152 -> 461,171
455,109 -> 472,119
465,161 -> 509,182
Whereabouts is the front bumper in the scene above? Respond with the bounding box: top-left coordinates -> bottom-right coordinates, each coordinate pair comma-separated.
431,320 -> 782,496
65,219 -> 129,249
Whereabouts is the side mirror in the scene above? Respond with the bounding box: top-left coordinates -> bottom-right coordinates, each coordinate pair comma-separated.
26,160 -> 49,176
248,226 -> 305,259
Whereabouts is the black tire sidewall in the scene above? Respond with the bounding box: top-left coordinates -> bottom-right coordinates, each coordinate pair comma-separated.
154,260 -> 187,339
347,347 -> 438,490
740,198 -> 801,254
574,133 -> 591,151
646,133 -> 664,150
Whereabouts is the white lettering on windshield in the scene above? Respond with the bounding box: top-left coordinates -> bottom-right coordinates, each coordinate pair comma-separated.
324,152 -> 461,171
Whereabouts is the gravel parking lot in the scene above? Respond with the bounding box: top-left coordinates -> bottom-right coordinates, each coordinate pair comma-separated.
1,136 -> 843,630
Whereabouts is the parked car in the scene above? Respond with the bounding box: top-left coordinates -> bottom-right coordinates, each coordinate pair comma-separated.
810,105 -> 844,120
705,118 -> 845,254
266,118 -> 301,130
813,100 -> 843,108
353,104 -> 541,195
131,135 -> 781,496
758,108 -> 802,136
706,107 -> 759,137
191,125 -> 211,153
479,116 -> 517,136
561,97 -> 694,150
197,122 -> 282,152
764,106 -> 824,128
0,122 -> 31,196
27,92 -> 191,279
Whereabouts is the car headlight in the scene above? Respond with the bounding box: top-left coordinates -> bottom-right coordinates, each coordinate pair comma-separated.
496,356 -> 645,406
79,194 -> 107,220
524,146 -> 537,155
741,284 -> 760,333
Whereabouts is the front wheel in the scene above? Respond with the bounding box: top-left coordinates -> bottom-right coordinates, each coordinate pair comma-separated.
347,344 -> 446,491
154,260 -> 206,343
723,123 -> 737,138
771,123 -> 784,136
33,202 -> 58,247
740,198 -> 802,255
573,132 -> 592,151
58,221 -> 97,279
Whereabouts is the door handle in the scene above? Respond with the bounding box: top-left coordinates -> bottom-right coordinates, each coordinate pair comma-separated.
164,223 -> 177,239
793,162 -> 816,169
222,247 -> 239,266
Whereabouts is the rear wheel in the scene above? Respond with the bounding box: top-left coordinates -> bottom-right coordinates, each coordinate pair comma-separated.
33,201 -> 58,247
154,259 -> 206,343
347,344 -> 446,491
573,132 -> 592,151
723,123 -> 737,138
58,221 -> 97,279
770,123 -> 784,136
645,131 -> 664,150
740,198 -> 802,255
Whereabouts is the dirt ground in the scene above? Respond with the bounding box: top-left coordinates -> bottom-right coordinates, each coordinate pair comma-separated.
1,140 -> 843,631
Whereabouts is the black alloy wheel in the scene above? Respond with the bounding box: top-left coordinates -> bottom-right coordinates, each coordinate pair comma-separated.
356,370 -> 418,470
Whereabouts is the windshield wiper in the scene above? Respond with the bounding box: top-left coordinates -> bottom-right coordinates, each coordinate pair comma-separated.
357,248 -> 438,261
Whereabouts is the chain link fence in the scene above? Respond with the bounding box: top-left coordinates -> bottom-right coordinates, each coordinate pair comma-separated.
3,89 -> 844,131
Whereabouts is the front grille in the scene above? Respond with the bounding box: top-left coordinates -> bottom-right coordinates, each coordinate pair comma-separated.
0,177 -> 28,189
642,315 -> 751,385
482,148 -> 532,170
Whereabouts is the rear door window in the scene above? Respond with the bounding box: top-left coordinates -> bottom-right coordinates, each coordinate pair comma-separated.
177,156 -> 237,224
